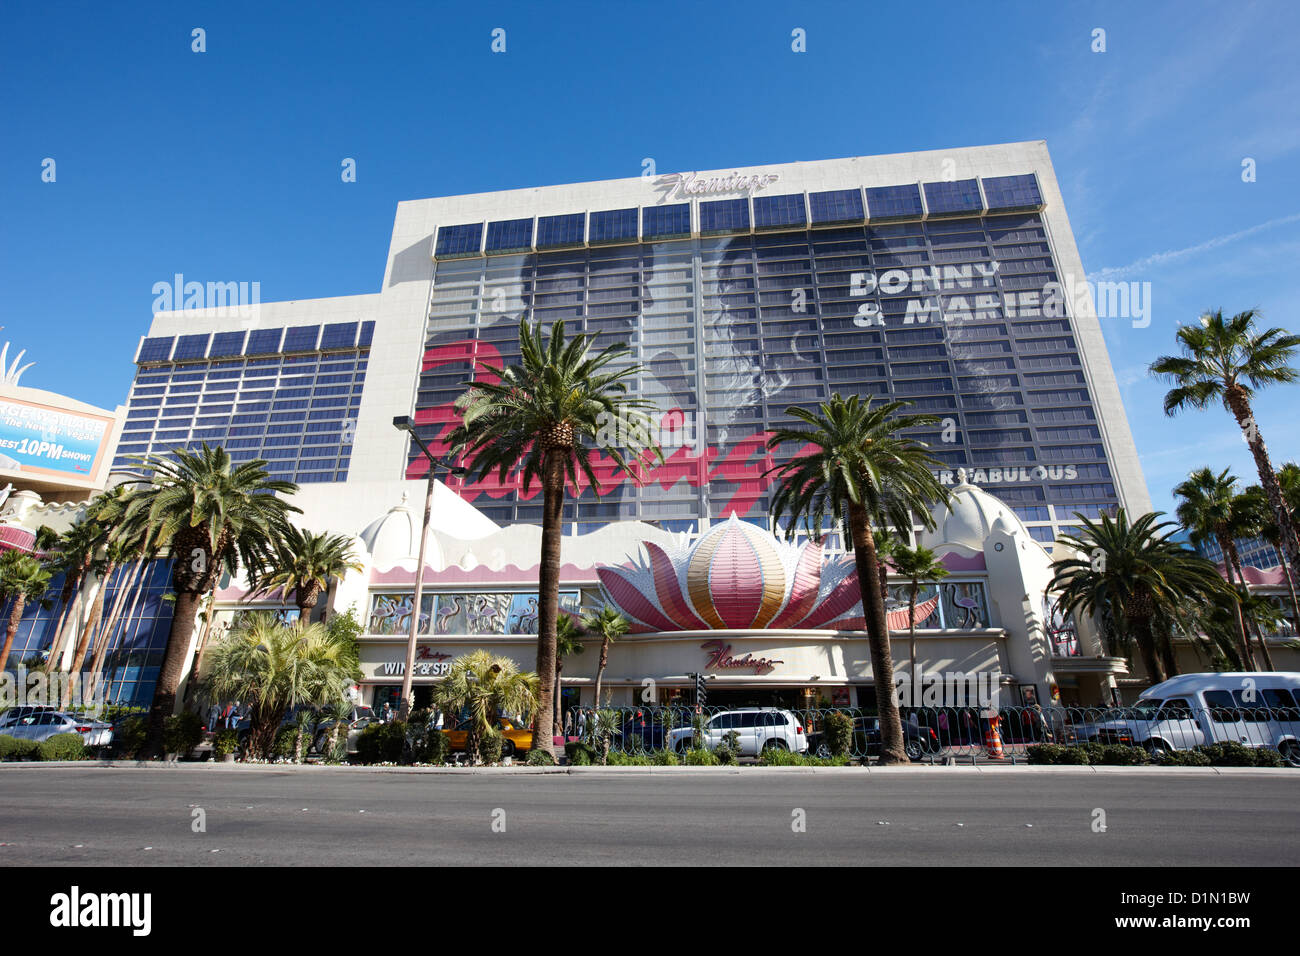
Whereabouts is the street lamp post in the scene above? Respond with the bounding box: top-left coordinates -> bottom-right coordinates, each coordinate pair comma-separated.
392,415 -> 465,722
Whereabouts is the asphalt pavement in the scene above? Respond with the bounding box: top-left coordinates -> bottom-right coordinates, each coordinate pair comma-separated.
1,764 -> 1296,866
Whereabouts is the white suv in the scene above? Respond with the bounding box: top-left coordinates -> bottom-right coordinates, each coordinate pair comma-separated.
666,708 -> 808,756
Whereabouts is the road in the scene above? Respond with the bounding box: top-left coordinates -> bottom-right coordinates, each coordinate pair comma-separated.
1,765 -> 1297,866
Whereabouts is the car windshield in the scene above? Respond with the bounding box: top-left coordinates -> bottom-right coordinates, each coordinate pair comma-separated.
1130,698 -> 1163,717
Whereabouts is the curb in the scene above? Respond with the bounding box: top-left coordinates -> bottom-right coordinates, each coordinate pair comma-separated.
2,761 -> 1297,777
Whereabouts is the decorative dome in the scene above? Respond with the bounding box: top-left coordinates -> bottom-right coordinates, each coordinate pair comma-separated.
597,515 -> 937,633
359,493 -> 442,569
922,468 -> 1032,551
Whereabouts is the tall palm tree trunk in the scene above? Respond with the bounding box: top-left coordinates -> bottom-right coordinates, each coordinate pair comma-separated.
594,638 -> 610,708
46,573 -> 82,671
68,561 -> 115,681
1131,612 -> 1167,685
89,559 -> 142,692
1218,536 -> 1258,669
1225,538 -> 1274,670
0,595 -> 27,672
1278,548 -> 1300,642
143,589 -> 203,757
1226,389 -> 1300,603
190,578 -> 223,691
531,452 -> 563,758
554,659 -> 564,736
847,502 -> 906,764
907,580 -> 919,708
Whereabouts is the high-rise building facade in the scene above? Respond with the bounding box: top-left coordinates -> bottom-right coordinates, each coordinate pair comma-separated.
117,142 -> 1151,545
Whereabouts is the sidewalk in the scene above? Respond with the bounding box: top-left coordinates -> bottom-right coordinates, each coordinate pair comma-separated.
3,760 -> 1297,777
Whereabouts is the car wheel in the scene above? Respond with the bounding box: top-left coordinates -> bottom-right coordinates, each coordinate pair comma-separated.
1279,740 -> 1300,768
674,737 -> 692,754
905,738 -> 924,761
762,739 -> 788,752
1142,738 -> 1170,759
500,739 -> 516,759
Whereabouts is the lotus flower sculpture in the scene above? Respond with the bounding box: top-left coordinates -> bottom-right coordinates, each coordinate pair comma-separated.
596,514 -> 939,633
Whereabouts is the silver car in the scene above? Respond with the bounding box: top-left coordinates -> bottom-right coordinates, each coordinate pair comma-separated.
3,711 -> 114,747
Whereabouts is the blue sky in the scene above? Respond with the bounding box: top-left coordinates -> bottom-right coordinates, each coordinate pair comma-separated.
1,0 -> 1297,516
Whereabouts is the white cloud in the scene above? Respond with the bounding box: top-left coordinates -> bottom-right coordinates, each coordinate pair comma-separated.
1088,212 -> 1300,281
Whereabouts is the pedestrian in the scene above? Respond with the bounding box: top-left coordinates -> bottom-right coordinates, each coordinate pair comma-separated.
206,702 -> 221,732
381,701 -> 393,723
1032,703 -> 1054,743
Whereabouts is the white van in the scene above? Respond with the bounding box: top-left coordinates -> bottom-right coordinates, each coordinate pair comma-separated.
1092,673 -> 1300,765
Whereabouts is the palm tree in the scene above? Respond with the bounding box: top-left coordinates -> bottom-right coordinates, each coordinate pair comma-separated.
890,543 -> 949,706
554,613 -> 585,735
202,612 -> 359,759
431,649 -> 538,764
447,318 -> 661,757
1050,510 -> 1228,684
1173,467 -> 1259,669
1240,465 -> 1300,631
118,444 -> 300,756
1150,308 -> 1300,601
582,605 -> 629,708
247,524 -> 362,620
61,487 -> 134,687
0,551 -> 52,673
42,517 -> 103,671
766,394 -> 948,765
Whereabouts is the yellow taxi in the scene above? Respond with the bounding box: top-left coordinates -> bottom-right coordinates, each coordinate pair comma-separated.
442,716 -> 534,757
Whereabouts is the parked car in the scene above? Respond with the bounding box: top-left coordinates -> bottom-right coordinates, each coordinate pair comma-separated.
443,716 -> 533,757
807,716 -> 939,761
3,710 -> 114,747
665,708 -> 808,756
617,713 -> 672,751
310,705 -> 378,756
1091,672 -> 1300,764
0,705 -> 59,729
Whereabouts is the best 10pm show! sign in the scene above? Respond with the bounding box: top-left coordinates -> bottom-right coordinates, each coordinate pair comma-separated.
0,398 -> 113,481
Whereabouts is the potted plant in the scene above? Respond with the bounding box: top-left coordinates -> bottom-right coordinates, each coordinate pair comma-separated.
212,729 -> 240,763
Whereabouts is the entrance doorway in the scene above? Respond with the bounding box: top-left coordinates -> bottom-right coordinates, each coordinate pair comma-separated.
702,688 -> 808,710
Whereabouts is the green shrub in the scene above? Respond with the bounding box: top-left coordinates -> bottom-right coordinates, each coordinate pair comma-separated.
1056,746 -> 1091,765
526,748 -> 557,766
649,748 -> 678,766
606,750 -> 651,766
1077,742 -> 1105,764
0,734 -> 40,760
37,732 -> 86,762
822,711 -> 855,758
1159,749 -> 1212,767
564,741 -> 598,765
1253,747 -> 1284,768
713,744 -> 737,765
411,725 -> 451,765
682,748 -> 719,766
1026,744 -> 1066,765
271,725 -> 300,760
758,747 -> 804,766
212,729 -> 240,759
1198,741 -> 1259,767
356,721 -> 407,765
163,712 -> 204,757
1099,745 -> 1149,766
478,732 -> 504,764
112,716 -> 147,759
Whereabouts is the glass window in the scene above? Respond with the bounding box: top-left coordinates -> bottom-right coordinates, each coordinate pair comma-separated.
588,208 -> 638,244
435,223 -> 484,257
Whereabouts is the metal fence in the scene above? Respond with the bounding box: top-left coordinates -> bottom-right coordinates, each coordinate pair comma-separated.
562,704 -> 1300,766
